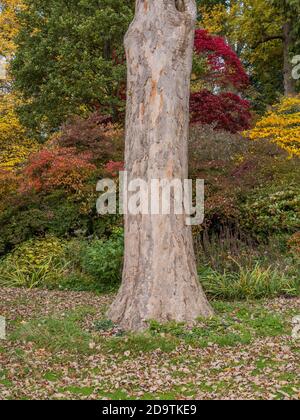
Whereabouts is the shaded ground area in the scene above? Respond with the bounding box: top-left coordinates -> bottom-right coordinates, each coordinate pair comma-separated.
0,288 -> 299,400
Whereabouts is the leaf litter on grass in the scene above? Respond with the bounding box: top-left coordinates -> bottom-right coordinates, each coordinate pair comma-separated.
0,287 -> 299,400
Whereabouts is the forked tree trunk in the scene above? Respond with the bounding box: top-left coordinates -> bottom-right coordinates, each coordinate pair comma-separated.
108,0 -> 213,331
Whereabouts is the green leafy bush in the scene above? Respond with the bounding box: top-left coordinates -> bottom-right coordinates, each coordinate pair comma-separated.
0,191 -> 88,254
80,230 -> 124,290
0,236 -> 68,289
199,263 -> 299,300
241,184 -> 300,239
0,188 -> 122,255
56,229 -> 124,293
0,228 -> 124,292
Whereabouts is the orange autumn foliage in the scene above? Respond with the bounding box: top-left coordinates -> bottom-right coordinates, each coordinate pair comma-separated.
19,147 -> 96,194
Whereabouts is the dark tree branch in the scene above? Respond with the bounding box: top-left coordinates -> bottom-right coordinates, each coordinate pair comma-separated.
251,35 -> 284,50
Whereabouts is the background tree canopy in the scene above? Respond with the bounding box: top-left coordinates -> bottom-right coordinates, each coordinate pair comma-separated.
11,0 -> 133,135
197,0 -> 300,110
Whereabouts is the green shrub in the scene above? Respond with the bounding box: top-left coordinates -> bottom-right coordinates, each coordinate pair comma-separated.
0,230 -> 124,292
0,187 -> 123,256
240,184 -> 300,239
0,236 -> 68,289
80,230 -> 124,290
57,229 -> 124,293
0,190 -> 90,255
0,260 -> 64,289
199,263 -> 299,300
3,235 -> 66,268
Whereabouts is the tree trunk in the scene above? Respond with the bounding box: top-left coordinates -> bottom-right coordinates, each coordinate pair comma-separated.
108,0 -> 213,331
283,21 -> 296,96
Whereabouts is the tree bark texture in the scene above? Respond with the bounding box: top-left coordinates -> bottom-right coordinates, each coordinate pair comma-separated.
108,0 -> 213,331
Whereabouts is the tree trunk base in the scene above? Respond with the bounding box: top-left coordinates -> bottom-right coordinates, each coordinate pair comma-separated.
108,287 -> 213,331
108,214 -> 213,332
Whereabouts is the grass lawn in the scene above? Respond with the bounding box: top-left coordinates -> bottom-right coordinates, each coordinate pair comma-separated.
0,288 -> 299,400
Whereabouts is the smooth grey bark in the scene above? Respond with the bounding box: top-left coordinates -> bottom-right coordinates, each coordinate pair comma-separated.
108,0 -> 213,331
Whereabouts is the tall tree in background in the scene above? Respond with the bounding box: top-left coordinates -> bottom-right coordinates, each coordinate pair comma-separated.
198,0 -> 300,108
108,0 -> 213,331
243,0 -> 300,97
11,0 -> 133,135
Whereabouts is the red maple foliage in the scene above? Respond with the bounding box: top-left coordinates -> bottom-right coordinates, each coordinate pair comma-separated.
191,30 -> 251,132
104,161 -> 124,177
194,29 -> 249,90
19,147 -> 96,194
190,90 -> 252,133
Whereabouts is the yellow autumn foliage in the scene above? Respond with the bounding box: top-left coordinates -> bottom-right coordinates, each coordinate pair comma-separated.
0,94 -> 39,170
198,4 -> 227,34
0,0 -> 24,57
245,95 -> 300,157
